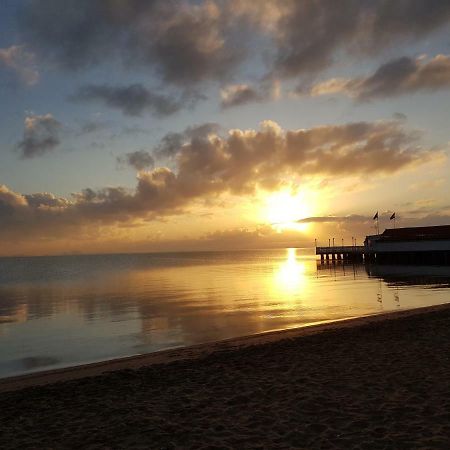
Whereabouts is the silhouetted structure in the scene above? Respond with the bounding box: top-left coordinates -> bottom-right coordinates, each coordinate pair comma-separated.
316,225 -> 450,264
365,225 -> 450,264
315,245 -> 364,262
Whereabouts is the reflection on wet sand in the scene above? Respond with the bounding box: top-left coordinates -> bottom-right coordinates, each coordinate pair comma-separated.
1,249 -> 450,378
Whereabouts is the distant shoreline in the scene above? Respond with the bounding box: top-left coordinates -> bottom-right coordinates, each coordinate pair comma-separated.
2,302 -> 449,393
0,247 -> 316,259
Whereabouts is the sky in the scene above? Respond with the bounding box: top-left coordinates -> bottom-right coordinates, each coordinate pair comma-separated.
1,0 -> 450,256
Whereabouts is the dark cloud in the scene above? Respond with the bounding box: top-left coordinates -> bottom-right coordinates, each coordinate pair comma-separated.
15,0 -> 450,99
117,150 -> 155,171
307,55 -> 450,100
220,80 -> 279,108
220,84 -> 261,108
371,0 -> 450,42
144,2 -> 241,85
270,0 -> 361,77
27,1 -> 142,69
267,0 -> 450,78
70,84 -> 182,117
16,114 -> 62,159
156,123 -> 220,158
19,0 -> 241,86
24,192 -> 70,209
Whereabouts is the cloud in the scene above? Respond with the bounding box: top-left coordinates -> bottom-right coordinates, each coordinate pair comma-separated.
24,192 -> 70,208
263,0 -> 361,77
156,120 -> 441,197
70,84 -> 183,117
393,112 -> 407,121
19,0 -> 241,86
117,150 -> 155,171
1,119 -> 443,245
265,0 -> 450,78
220,84 -> 261,108
16,114 -> 62,158
297,215 -> 370,224
77,119 -> 109,135
198,224 -> 309,249
0,185 -> 27,216
220,79 -> 280,108
19,0 -> 450,92
307,55 -> 450,100
408,177 -> 446,192
0,45 -> 39,85
156,123 -> 221,158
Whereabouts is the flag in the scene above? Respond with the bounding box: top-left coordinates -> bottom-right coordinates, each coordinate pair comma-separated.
390,212 -> 396,220
373,211 -> 378,220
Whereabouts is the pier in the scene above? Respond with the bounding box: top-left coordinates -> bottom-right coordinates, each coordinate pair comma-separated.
316,225 -> 450,265
316,245 -> 365,262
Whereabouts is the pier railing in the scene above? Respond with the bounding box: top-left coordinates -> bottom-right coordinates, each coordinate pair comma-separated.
316,246 -> 365,255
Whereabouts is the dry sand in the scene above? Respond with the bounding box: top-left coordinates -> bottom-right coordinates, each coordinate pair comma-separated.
1,305 -> 450,449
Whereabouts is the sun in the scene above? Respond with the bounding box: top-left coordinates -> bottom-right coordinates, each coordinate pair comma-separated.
264,190 -> 314,231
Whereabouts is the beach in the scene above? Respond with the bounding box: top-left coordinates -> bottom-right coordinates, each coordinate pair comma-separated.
1,305 -> 450,449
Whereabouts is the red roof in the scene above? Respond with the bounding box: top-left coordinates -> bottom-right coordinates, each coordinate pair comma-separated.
380,225 -> 450,241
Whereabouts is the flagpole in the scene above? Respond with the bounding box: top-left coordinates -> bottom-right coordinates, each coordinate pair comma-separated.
373,211 -> 379,235
390,212 -> 396,229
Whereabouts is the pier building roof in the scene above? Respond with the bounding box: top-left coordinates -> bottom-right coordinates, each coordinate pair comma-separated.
369,225 -> 450,242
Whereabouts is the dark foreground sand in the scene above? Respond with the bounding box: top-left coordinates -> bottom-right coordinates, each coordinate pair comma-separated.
1,306 -> 450,449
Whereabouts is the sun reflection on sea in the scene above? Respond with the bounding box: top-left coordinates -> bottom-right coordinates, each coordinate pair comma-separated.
273,248 -> 308,296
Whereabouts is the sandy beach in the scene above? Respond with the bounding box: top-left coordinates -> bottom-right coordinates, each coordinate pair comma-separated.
1,305 -> 450,449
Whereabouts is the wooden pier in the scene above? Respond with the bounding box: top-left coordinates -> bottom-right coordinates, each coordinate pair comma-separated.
316,245 -> 365,262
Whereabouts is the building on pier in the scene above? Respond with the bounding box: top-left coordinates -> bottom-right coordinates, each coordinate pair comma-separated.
364,225 -> 450,264
316,225 -> 450,264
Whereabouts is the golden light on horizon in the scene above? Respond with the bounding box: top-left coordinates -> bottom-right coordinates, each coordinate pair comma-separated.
264,190 -> 315,232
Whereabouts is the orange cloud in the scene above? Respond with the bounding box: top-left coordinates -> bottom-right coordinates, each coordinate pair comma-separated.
306,55 -> 450,101
0,45 -> 39,85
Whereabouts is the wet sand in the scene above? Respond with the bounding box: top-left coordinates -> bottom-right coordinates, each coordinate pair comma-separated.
1,305 -> 450,449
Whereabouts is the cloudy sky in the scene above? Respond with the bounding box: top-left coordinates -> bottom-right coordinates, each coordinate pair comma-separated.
1,0 -> 450,256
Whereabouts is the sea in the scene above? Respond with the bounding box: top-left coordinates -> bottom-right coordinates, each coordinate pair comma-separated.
1,247 -> 450,379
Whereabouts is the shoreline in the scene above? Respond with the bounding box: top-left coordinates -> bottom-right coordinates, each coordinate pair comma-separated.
2,302 -> 450,448
2,302 -> 449,393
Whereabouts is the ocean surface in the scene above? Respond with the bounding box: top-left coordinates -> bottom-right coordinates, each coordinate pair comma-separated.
1,248 -> 450,379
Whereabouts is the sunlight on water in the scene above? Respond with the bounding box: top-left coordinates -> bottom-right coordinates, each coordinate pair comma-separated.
274,248 -> 308,294
0,249 -> 450,378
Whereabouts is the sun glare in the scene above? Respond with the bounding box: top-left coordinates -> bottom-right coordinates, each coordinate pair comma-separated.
264,190 -> 314,231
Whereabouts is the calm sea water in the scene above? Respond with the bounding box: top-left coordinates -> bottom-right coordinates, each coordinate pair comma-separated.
1,248 -> 450,378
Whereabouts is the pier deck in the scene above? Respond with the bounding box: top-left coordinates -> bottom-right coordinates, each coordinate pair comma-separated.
316,246 -> 365,261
